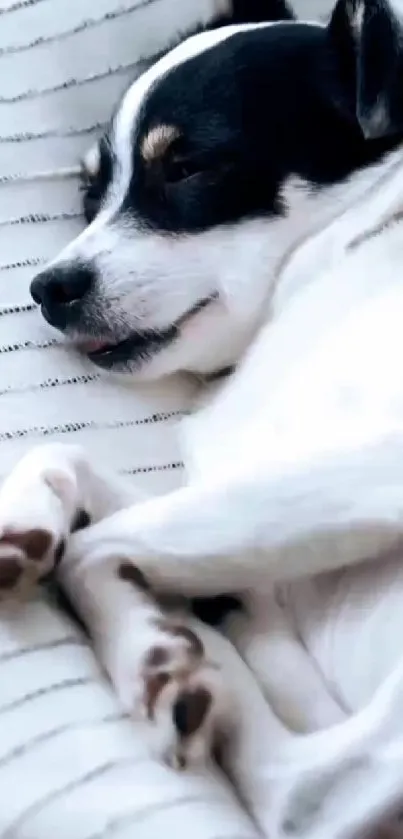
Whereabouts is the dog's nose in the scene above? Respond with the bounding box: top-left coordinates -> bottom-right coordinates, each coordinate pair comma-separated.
30,263 -> 94,328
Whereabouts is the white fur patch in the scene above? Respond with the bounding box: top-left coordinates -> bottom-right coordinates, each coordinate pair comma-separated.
83,143 -> 101,178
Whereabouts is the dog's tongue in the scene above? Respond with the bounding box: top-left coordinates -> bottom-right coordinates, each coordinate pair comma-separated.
76,338 -> 113,354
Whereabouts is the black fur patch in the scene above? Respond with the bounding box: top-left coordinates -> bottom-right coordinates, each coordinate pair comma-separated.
190,595 -> 244,627
111,17 -> 399,235
81,0 -> 295,224
71,509 -> 91,533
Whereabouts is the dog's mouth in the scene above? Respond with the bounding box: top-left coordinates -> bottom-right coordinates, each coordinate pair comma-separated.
75,294 -> 217,371
78,328 -> 176,369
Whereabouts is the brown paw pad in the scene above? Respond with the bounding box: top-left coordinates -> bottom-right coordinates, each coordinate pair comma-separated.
154,619 -> 205,659
145,672 -> 171,720
117,561 -> 150,593
168,625 -> 205,659
0,558 -> 23,590
1,529 -> 52,562
145,645 -> 171,668
173,687 -> 212,738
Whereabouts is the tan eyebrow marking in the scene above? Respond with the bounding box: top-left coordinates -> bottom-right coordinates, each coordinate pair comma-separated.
141,124 -> 180,163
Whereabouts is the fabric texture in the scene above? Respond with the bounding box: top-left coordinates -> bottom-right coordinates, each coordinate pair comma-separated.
0,1 -> 332,837
0,0 -> 207,491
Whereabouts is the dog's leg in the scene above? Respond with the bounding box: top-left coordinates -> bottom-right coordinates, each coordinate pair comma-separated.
225,591 -> 346,732
0,444 -> 231,768
243,658 -> 403,839
267,659 -> 403,839
189,623 -> 403,839
61,557 -> 234,770
66,432 -> 403,595
4,440 -> 403,825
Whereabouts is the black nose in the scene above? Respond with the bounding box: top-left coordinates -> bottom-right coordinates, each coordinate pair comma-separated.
30,263 -> 94,329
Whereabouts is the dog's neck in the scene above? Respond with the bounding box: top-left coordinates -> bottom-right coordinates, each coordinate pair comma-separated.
270,145 -> 403,320
167,144 -> 403,380
241,144 -> 403,334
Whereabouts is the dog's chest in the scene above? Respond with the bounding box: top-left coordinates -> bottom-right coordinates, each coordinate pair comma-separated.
184,212 -> 403,484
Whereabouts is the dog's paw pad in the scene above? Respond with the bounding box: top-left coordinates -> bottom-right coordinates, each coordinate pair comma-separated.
118,561 -> 151,592
140,624 -> 227,770
0,557 -> 23,591
0,528 -> 56,600
2,528 -> 52,561
109,563 -> 233,769
173,686 -> 212,737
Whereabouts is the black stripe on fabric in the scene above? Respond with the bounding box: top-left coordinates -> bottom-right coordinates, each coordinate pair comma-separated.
0,677 -> 97,716
0,373 -> 100,397
122,462 -> 184,475
3,756 -> 149,838
0,257 -> 46,271
0,0 -> 163,57
0,211 -> 80,226
0,122 -> 105,144
0,169 -> 79,185
0,60 -> 139,103
0,713 -> 126,771
0,338 -> 59,353
0,303 -> 35,315
0,637 -> 85,664
0,412 -> 186,443
0,0 -> 48,15
86,795 -> 219,839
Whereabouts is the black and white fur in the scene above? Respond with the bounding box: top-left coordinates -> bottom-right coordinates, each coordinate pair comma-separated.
30,0 -> 402,378
5,0 -> 403,836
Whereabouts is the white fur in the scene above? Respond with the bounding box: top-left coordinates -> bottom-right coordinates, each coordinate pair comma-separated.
60,135 -> 403,831
8,5 -> 403,833
5,127 -> 403,833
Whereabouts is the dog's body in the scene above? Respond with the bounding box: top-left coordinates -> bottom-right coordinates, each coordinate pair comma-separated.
3,0 -> 403,835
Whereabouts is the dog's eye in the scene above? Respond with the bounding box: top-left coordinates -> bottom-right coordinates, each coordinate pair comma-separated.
81,179 -> 103,225
80,136 -> 112,224
165,156 -> 204,184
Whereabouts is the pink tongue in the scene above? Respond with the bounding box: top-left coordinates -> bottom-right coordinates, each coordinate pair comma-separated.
76,338 -> 111,354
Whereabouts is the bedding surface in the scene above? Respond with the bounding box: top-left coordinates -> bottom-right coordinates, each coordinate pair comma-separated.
0,1 -> 333,836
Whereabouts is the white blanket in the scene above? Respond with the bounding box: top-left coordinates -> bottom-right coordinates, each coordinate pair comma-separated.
0,1 -> 333,837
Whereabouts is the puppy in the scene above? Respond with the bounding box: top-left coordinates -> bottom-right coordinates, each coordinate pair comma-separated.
4,0 -> 403,835
29,0 -> 400,381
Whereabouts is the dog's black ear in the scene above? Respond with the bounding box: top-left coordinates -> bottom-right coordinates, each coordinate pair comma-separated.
329,0 -> 403,138
213,0 -> 294,27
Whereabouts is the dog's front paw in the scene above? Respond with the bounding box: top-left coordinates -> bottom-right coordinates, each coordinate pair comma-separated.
104,563 -> 233,770
0,527 -> 61,600
0,444 -> 88,600
141,618 -> 229,769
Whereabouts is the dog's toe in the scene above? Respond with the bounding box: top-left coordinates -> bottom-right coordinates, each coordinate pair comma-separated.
137,620 -> 230,770
0,528 -> 57,600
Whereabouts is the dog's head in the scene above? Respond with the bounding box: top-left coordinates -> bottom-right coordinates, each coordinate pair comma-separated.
30,0 -> 403,378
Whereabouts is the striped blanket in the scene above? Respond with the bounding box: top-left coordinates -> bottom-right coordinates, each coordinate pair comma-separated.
0,1 -> 331,837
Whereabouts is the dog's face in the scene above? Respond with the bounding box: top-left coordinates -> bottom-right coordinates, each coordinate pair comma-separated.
30,0 -> 403,378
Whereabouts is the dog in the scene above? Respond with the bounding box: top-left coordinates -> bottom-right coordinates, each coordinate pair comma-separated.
3,0 -> 403,835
